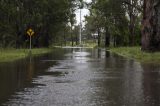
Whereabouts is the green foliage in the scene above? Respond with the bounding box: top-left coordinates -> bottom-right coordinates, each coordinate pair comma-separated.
85,0 -> 142,47
109,47 -> 160,63
0,0 -> 77,48
0,48 -> 52,62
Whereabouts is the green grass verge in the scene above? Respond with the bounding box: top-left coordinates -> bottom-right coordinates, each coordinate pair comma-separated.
0,48 -> 53,62
108,47 -> 160,63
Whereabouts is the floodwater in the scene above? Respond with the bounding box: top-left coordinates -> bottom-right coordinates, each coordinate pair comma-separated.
0,48 -> 160,106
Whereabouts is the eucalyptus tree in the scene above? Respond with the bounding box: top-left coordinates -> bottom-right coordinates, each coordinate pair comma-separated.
85,0 -> 143,47
87,0 -> 128,47
141,0 -> 160,51
84,10 -> 105,47
123,0 -> 143,46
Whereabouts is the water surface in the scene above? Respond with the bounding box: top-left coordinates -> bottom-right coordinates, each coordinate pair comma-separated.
0,48 -> 160,106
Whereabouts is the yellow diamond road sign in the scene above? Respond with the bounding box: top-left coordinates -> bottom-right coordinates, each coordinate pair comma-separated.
27,28 -> 34,36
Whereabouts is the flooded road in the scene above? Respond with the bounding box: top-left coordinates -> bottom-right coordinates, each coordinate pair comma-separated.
0,48 -> 160,106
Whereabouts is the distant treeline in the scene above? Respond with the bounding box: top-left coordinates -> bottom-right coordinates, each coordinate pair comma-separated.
0,0 -> 79,48
84,0 -> 143,47
84,0 -> 160,52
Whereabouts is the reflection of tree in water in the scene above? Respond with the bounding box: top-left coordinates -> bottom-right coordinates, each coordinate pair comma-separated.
120,60 -> 145,105
104,51 -> 127,69
0,50 -> 65,105
87,50 -> 132,106
0,60 -> 29,104
141,63 -> 160,106
91,48 -> 101,58
105,51 -> 110,57
27,56 -> 34,82
97,48 -> 101,58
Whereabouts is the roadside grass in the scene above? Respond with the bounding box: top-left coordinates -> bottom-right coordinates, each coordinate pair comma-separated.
108,47 -> 160,63
83,43 -> 97,48
0,48 -> 53,62
83,40 -> 97,48
53,40 -> 97,48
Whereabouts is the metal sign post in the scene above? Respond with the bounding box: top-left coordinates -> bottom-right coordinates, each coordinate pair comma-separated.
79,8 -> 82,45
30,35 -> 32,52
27,28 -> 34,53
79,1 -> 83,46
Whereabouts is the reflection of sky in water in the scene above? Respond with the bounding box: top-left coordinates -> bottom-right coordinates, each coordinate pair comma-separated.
1,49 -> 160,106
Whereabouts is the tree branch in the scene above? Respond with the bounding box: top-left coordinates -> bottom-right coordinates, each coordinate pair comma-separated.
122,1 -> 143,12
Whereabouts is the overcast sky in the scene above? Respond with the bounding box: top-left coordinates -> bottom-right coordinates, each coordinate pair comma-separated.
75,0 -> 91,25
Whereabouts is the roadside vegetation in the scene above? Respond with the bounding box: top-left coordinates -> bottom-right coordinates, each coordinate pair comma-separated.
109,47 -> 160,63
85,0 -> 160,53
0,48 -> 52,62
0,0 -> 82,48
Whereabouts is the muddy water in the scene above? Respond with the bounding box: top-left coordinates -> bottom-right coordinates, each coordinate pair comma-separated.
0,48 -> 160,106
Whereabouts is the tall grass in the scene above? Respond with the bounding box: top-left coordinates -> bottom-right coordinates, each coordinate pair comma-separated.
109,47 -> 160,63
0,48 -> 52,62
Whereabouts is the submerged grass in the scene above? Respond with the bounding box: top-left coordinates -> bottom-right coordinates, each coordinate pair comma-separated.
109,47 -> 160,63
0,48 -> 52,62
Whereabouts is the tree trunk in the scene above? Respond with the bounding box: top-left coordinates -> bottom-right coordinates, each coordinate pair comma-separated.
105,27 -> 110,47
71,26 -> 74,47
63,29 -> 66,46
97,28 -> 101,47
113,36 -> 116,47
128,0 -> 137,46
141,0 -> 160,51
76,35 -> 78,45
129,13 -> 136,46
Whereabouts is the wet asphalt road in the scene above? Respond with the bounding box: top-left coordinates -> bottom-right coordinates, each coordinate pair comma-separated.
0,48 -> 160,106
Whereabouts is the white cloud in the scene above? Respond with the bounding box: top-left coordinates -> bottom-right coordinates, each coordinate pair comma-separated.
75,9 -> 89,25
75,0 -> 91,25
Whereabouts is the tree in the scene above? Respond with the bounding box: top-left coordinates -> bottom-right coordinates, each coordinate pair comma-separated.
85,0 -> 143,47
0,0 -> 77,48
84,12 -> 105,47
124,0 -> 142,46
85,0 -> 129,47
141,0 -> 160,51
